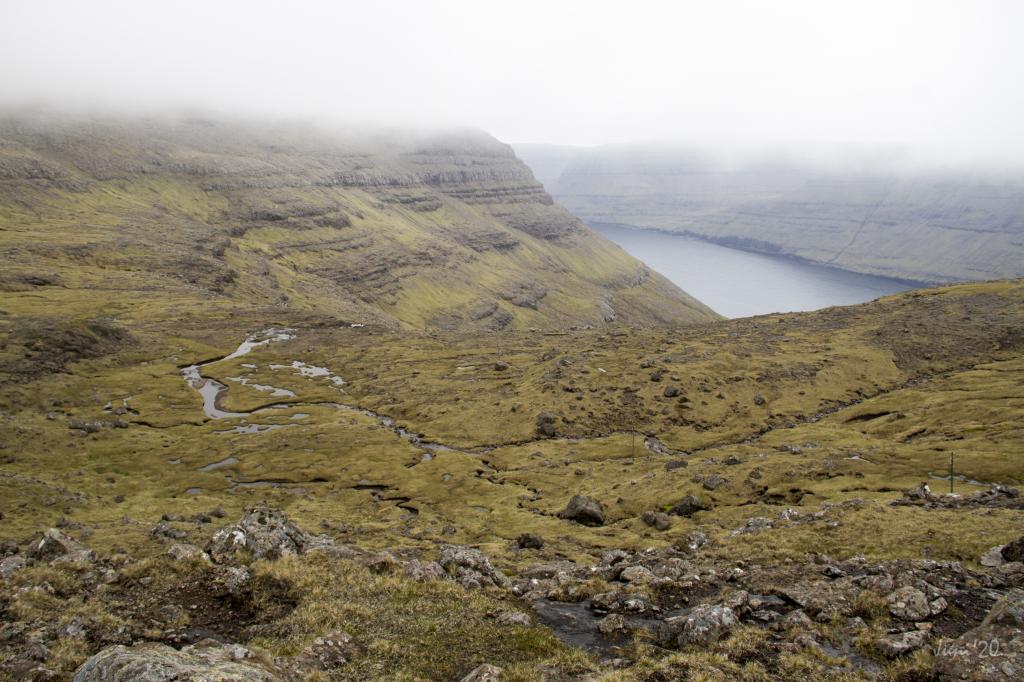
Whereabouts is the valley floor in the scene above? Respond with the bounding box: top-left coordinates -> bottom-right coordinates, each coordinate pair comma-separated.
1,278 -> 1024,680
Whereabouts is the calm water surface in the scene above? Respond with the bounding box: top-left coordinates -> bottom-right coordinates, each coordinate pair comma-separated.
595,224 -> 921,319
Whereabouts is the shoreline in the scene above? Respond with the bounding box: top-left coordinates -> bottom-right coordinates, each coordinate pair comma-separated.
588,220 -> 942,290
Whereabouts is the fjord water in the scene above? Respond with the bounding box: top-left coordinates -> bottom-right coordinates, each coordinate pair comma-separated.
594,224 -> 920,318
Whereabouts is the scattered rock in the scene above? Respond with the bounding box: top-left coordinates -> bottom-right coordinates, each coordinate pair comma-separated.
167,543 -> 209,562
619,565 -> 656,584
26,528 -> 94,563
782,609 -> 813,629
934,590 -> 1024,680
0,555 -> 27,579
558,495 -> 605,526
876,630 -> 928,658
403,559 -> 446,582
733,517 -> 773,534
702,474 -> 726,491
591,590 -> 655,615
515,533 -> 544,550
1002,536 -> 1024,563
493,361 -> 509,372
663,385 -> 680,397
217,566 -> 251,595
641,511 -> 671,531
150,522 -> 187,542
535,412 -> 557,438
668,495 -> 711,517
206,507 -> 324,563
495,611 -> 531,626
681,531 -> 709,552
658,604 -> 738,648
459,664 -> 503,682
438,545 -> 510,589
596,613 -> 627,636
888,586 -> 931,621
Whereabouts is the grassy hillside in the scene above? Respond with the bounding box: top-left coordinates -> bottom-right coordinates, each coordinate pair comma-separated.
516,143 -> 1024,284
0,116 -> 717,336
1,275 -> 1022,679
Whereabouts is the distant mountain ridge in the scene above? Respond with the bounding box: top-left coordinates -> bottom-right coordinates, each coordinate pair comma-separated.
515,142 -> 1024,284
0,116 -> 718,331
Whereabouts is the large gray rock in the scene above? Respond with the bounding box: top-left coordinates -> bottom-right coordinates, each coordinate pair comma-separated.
1002,536 -> 1024,563
0,555 -> 27,579
26,528 -> 94,563
558,495 -> 605,526
72,641 -> 277,681
887,586 -> 931,621
668,494 -> 710,517
934,591 -> 1024,681
459,664 -> 503,682
876,630 -> 929,658
438,545 -> 510,589
206,508 -> 323,563
658,604 -> 738,647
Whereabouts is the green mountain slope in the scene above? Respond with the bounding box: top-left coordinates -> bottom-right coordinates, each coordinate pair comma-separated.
0,116 -> 718,334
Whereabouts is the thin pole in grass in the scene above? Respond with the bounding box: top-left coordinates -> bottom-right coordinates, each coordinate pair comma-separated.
949,452 -> 955,494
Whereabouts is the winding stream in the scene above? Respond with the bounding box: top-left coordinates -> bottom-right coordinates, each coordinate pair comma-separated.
179,329 -> 688,475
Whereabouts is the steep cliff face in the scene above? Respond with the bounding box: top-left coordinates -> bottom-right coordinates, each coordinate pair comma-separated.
516,143 -> 1024,284
0,117 -> 717,329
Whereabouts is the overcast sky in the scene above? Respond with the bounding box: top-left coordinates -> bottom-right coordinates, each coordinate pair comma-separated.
2,1 -> 1023,163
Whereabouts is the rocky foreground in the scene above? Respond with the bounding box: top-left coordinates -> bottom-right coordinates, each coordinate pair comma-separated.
2,499 -> 1022,681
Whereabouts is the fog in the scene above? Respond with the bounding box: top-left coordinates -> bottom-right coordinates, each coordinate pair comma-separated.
2,0 -> 1023,166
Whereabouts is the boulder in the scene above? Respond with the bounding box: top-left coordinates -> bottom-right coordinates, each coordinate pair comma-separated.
403,559 -> 447,582
206,508 -> 319,563
733,517 -> 773,534
680,532 -> 709,554
460,664 -> 503,682
934,591 -> 1024,680
703,474 -> 726,491
72,641 -> 277,681
596,613 -> 627,635
438,545 -> 510,589
26,528 -> 94,563
167,543 -> 209,562
495,610 -> 531,626
668,495 -> 711,517
658,604 -> 738,648
876,630 -> 929,658
591,590 -> 655,615
981,546 -> 1006,567
535,412 -> 557,438
983,589 -> 1024,628
904,483 -> 932,500
515,533 -> 544,550
0,555 -> 27,579
641,511 -> 671,531
558,495 -> 605,526
619,565 -> 656,584
887,586 -> 931,621
1002,536 -> 1024,563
